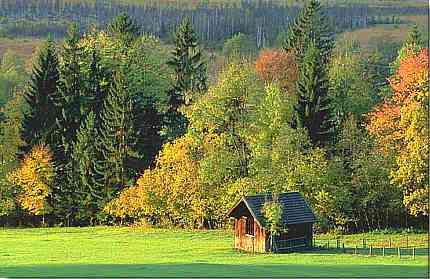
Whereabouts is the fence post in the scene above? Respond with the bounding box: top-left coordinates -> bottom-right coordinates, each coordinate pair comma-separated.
369,245 -> 372,256
389,238 -> 392,248
336,239 -> 339,249
362,238 -> 365,248
413,248 -> 415,260
342,243 -> 345,253
327,239 -> 329,249
406,236 -> 408,248
382,247 -> 385,256
398,247 -> 401,259
355,245 -> 357,255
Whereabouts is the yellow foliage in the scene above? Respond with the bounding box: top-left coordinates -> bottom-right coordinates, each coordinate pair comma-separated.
105,135 -> 206,227
7,145 -> 54,216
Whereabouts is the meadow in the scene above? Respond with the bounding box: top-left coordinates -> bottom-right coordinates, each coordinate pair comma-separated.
0,227 -> 428,277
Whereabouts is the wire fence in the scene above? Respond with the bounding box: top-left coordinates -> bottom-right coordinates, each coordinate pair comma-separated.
313,236 -> 429,259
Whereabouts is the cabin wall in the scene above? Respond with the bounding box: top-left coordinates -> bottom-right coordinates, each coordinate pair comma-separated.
234,217 -> 266,253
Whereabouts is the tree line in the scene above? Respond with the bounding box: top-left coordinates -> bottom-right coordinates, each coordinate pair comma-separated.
0,0 -> 428,232
0,0 -> 426,47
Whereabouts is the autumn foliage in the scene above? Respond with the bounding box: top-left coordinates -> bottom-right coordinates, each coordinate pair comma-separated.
367,48 -> 429,216
7,145 -> 54,216
255,49 -> 298,94
105,135 -> 205,227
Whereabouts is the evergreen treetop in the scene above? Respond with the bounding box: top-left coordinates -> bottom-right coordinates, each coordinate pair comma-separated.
284,0 -> 334,63
22,37 -> 60,151
96,72 -> 138,198
295,41 -> 333,147
107,13 -> 140,45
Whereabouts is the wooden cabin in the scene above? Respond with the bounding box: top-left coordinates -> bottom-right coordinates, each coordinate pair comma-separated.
226,192 -> 316,253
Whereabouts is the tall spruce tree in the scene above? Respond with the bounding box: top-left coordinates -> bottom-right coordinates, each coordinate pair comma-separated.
71,111 -> 104,224
165,17 -> 207,141
52,25 -> 87,225
284,0 -> 333,63
22,37 -> 60,153
55,24 -> 86,159
294,42 -> 333,147
96,72 -> 138,200
85,50 -> 110,123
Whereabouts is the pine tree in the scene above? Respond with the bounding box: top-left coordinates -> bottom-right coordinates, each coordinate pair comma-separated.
284,0 -> 333,63
71,111 -> 104,224
22,37 -> 60,153
165,17 -> 207,141
107,13 -> 140,46
96,72 -> 138,200
294,42 -> 333,147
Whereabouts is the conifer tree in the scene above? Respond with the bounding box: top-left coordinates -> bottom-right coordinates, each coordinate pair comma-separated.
55,24 -> 86,160
85,50 -> 110,123
134,96 -> 162,168
22,37 -> 60,152
96,72 -> 138,200
405,24 -> 424,47
52,25 -> 86,225
71,111 -> 104,224
284,0 -> 333,63
294,42 -> 333,147
107,13 -> 140,46
165,17 -> 207,141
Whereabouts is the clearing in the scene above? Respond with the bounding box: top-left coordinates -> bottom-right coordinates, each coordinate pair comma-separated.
0,227 -> 428,277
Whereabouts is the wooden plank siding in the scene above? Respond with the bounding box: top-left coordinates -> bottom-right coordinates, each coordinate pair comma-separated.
234,217 -> 267,253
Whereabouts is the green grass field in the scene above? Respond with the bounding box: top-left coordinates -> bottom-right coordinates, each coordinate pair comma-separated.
0,227 -> 428,277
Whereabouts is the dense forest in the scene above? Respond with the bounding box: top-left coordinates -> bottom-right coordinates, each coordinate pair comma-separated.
0,0 -> 427,47
0,0 -> 428,233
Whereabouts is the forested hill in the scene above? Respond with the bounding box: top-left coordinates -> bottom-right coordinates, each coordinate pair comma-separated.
0,0 -> 427,46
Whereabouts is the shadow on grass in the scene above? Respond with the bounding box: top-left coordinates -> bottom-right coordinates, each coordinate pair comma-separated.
0,263 -> 428,278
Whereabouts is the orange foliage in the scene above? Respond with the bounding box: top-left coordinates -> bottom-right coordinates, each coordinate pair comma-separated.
255,49 -> 298,95
389,48 -> 429,104
367,47 -> 429,216
367,48 -> 429,153
7,145 -> 54,216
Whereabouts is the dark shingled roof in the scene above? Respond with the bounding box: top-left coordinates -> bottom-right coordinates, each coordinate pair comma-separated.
227,192 -> 316,228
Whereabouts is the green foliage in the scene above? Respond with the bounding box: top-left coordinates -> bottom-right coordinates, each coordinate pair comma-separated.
285,0 -> 334,63
294,42 -> 333,147
22,38 -> 60,152
328,45 -> 375,132
96,72 -> 138,199
274,30 -> 288,48
107,13 -> 140,45
222,33 -> 257,59
165,17 -> 207,141
405,24 -> 424,47
55,24 -> 86,159
70,112 -> 104,224
0,93 -> 24,217
0,50 -> 27,107
330,114 -> 402,232
262,196 -> 284,251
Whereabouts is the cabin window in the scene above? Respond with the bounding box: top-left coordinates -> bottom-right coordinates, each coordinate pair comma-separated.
245,217 -> 254,236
